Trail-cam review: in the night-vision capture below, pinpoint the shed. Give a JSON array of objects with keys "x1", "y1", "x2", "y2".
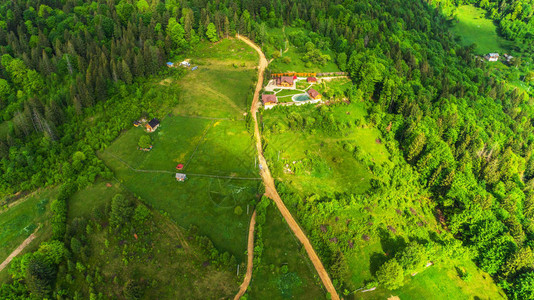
[
  {"x1": 146, "y1": 118, "x2": 160, "y2": 132},
  {"x1": 166, "y1": 62, "x2": 174, "y2": 67},
  {"x1": 176, "y1": 173, "x2": 187, "y2": 182},
  {"x1": 180, "y1": 61, "x2": 191, "y2": 67},
  {"x1": 191, "y1": 66, "x2": 198, "y2": 71},
  {"x1": 307, "y1": 77, "x2": 317, "y2": 83}
]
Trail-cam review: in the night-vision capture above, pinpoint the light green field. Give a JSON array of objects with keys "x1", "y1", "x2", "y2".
[
  {"x1": 357, "y1": 259, "x2": 505, "y2": 299},
  {"x1": 169, "y1": 38, "x2": 258, "y2": 119},
  {"x1": 451, "y1": 5, "x2": 513, "y2": 54},
  {"x1": 262, "y1": 102, "x2": 389, "y2": 195},
  {"x1": 0, "y1": 189, "x2": 56, "y2": 263},
  {"x1": 248, "y1": 204, "x2": 325, "y2": 299}
]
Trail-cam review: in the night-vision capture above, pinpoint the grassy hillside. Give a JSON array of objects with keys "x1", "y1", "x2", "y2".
[
  {"x1": 56, "y1": 181, "x2": 239, "y2": 299},
  {"x1": 100, "y1": 40, "x2": 261, "y2": 262},
  {"x1": 451, "y1": 5, "x2": 514, "y2": 54}
]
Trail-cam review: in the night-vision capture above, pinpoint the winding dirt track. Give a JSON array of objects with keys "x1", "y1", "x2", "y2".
[
  {"x1": 236, "y1": 35, "x2": 340, "y2": 300},
  {"x1": 234, "y1": 210, "x2": 256, "y2": 300}
]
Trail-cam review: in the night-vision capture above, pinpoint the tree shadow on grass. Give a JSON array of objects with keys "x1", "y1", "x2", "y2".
[
  {"x1": 369, "y1": 252, "x2": 389, "y2": 276},
  {"x1": 378, "y1": 227, "x2": 407, "y2": 257}
]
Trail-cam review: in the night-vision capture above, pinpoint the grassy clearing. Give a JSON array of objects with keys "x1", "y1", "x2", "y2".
[
  {"x1": 169, "y1": 39, "x2": 258, "y2": 119},
  {"x1": 64, "y1": 181, "x2": 239, "y2": 299},
  {"x1": 0, "y1": 189, "x2": 56, "y2": 264},
  {"x1": 357, "y1": 259, "x2": 505, "y2": 300},
  {"x1": 264, "y1": 27, "x2": 341, "y2": 73},
  {"x1": 262, "y1": 102, "x2": 388, "y2": 195},
  {"x1": 451, "y1": 5, "x2": 514, "y2": 54},
  {"x1": 248, "y1": 204, "x2": 325, "y2": 299}
]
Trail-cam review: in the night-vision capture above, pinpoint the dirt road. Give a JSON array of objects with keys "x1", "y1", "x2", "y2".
[
  {"x1": 236, "y1": 35, "x2": 340, "y2": 300},
  {"x1": 234, "y1": 210, "x2": 257, "y2": 299},
  {"x1": 0, "y1": 228, "x2": 38, "y2": 272}
]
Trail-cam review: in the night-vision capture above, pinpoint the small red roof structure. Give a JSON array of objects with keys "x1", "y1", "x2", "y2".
[
  {"x1": 261, "y1": 94, "x2": 278, "y2": 104},
  {"x1": 307, "y1": 77, "x2": 317, "y2": 83},
  {"x1": 176, "y1": 164, "x2": 184, "y2": 170},
  {"x1": 293, "y1": 75, "x2": 297, "y2": 79}
]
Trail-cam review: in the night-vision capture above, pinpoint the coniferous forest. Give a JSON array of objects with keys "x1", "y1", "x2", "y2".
[{"x1": 2, "y1": 0, "x2": 534, "y2": 299}]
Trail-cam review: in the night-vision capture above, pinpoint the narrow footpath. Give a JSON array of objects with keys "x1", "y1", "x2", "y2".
[
  {"x1": 234, "y1": 210, "x2": 257, "y2": 300},
  {"x1": 236, "y1": 35, "x2": 340, "y2": 300}
]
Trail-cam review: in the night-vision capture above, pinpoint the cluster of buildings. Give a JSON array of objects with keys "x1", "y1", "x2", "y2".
[
  {"x1": 484, "y1": 53, "x2": 514, "y2": 63},
  {"x1": 166, "y1": 60, "x2": 198, "y2": 71},
  {"x1": 133, "y1": 118, "x2": 160, "y2": 132},
  {"x1": 261, "y1": 76, "x2": 322, "y2": 108}
]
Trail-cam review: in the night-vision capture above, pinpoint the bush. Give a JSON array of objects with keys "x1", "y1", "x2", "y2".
[
  {"x1": 234, "y1": 206, "x2": 243, "y2": 215},
  {"x1": 138, "y1": 135, "x2": 151, "y2": 148}
]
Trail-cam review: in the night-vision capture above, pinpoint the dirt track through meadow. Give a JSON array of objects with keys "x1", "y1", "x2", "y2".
[
  {"x1": 235, "y1": 35, "x2": 340, "y2": 300},
  {"x1": 0, "y1": 228, "x2": 38, "y2": 272}
]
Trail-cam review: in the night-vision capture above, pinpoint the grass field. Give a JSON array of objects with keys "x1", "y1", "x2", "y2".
[
  {"x1": 248, "y1": 204, "x2": 325, "y2": 299},
  {"x1": 262, "y1": 102, "x2": 388, "y2": 195},
  {"x1": 65, "y1": 181, "x2": 239, "y2": 299},
  {"x1": 169, "y1": 39, "x2": 258, "y2": 119},
  {"x1": 0, "y1": 189, "x2": 56, "y2": 263},
  {"x1": 265, "y1": 27, "x2": 341, "y2": 73},
  {"x1": 451, "y1": 5, "x2": 514, "y2": 55},
  {"x1": 356, "y1": 259, "x2": 505, "y2": 299},
  {"x1": 100, "y1": 39, "x2": 261, "y2": 262}
]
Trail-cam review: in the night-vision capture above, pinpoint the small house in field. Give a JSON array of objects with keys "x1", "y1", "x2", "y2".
[
  {"x1": 276, "y1": 76, "x2": 294, "y2": 87},
  {"x1": 307, "y1": 77, "x2": 317, "y2": 83},
  {"x1": 307, "y1": 88, "x2": 321, "y2": 100},
  {"x1": 146, "y1": 118, "x2": 160, "y2": 132},
  {"x1": 262, "y1": 94, "x2": 278, "y2": 107},
  {"x1": 166, "y1": 62, "x2": 174, "y2": 67},
  {"x1": 485, "y1": 53, "x2": 499, "y2": 62},
  {"x1": 176, "y1": 173, "x2": 187, "y2": 182}
]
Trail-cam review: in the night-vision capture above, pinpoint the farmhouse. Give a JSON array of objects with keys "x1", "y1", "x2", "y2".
[
  {"x1": 307, "y1": 88, "x2": 322, "y2": 100},
  {"x1": 262, "y1": 94, "x2": 278, "y2": 107},
  {"x1": 307, "y1": 77, "x2": 317, "y2": 83},
  {"x1": 176, "y1": 173, "x2": 187, "y2": 182},
  {"x1": 146, "y1": 118, "x2": 160, "y2": 132},
  {"x1": 485, "y1": 53, "x2": 499, "y2": 62},
  {"x1": 276, "y1": 76, "x2": 294, "y2": 87}
]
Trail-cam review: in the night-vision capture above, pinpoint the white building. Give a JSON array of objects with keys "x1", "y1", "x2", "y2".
[{"x1": 485, "y1": 53, "x2": 499, "y2": 62}]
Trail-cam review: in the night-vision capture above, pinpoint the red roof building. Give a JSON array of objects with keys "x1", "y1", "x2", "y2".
[
  {"x1": 307, "y1": 88, "x2": 321, "y2": 100},
  {"x1": 262, "y1": 94, "x2": 278, "y2": 105},
  {"x1": 307, "y1": 77, "x2": 317, "y2": 83},
  {"x1": 276, "y1": 76, "x2": 294, "y2": 87}
]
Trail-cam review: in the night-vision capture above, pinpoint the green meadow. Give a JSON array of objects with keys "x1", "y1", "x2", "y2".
[
  {"x1": 0, "y1": 189, "x2": 56, "y2": 263},
  {"x1": 100, "y1": 39, "x2": 261, "y2": 261},
  {"x1": 451, "y1": 5, "x2": 514, "y2": 54}
]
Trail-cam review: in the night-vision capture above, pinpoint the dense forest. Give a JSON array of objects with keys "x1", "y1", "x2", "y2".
[{"x1": 2, "y1": 0, "x2": 534, "y2": 298}]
